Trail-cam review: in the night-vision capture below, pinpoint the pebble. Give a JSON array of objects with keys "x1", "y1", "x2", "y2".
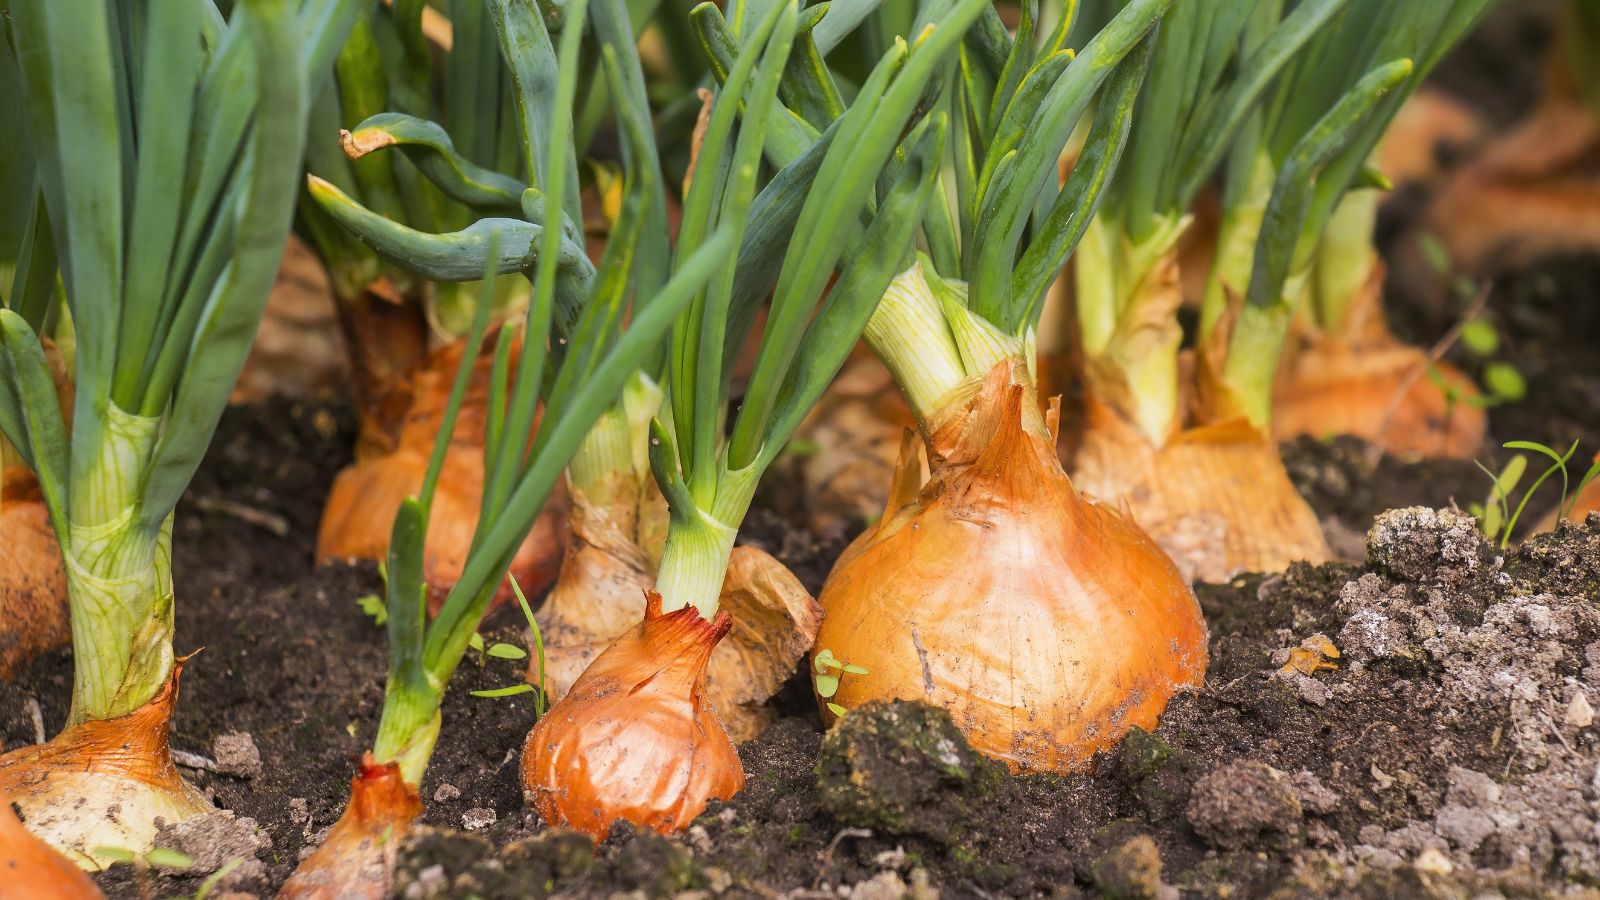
[{"x1": 461, "y1": 807, "x2": 497, "y2": 831}]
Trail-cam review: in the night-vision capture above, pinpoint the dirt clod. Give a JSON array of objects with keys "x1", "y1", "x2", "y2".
[
  {"x1": 1186, "y1": 760, "x2": 1304, "y2": 850},
  {"x1": 153, "y1": 809, "x2": 271, "y2": 875},
  {"x1": 212, "y1": 731, "x2": 263, "y2": 779},
  {"x1": 816, "y1": 700, "x2": 1007, "y2": 845},
  {"x1": 1091, "y1": 835, "x2": 1173, "y2": 900}
]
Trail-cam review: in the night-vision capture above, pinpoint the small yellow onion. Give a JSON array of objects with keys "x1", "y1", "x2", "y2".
[
  {"x1": 1, "y1": 467, "x2": 70, "y2": 681},
  {"x1": 318, "y1": 335, "x2": 566, "y2": 612},
  {"x1": 0, "y1": 667, "x2": 210, "y2": 869},
  {"x1": 815, "y1": 359, "x2": 1208, "y2": 773},
  {"x1": 1272, "y1": 260, "x2": 1486, "y2": 459},
  {"x1": 0, "y1": 789, "x2": 103, "y2": 899},
  {"x1": 278, "y1": 755, "x2": 423, "y2": 900},
  {"x1": 536, "y1": 473, "x2": 819, "y2": 742},
  {"x1": 522, "y1": 592, "x2": 743, "y2": 840}
]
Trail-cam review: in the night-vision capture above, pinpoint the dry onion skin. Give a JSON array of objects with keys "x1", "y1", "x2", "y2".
[
  {"x1": 277, "y1": 755, "x2": 423, "y2": 900},
  {"x1": 317, "y1": 337, "x2": 567, "y2": 612},
  {"x1": 522, "y1": 592, "x2": 743, "y2": 839},
  {"x1": 0, "y1": 667, "x2": 209, "y2": 869},
  {"x1": 0, "y1": 791, "x2": 103, "y2": 899},
  {"x1": 1272, "y1": 260, "x2": 1486, "y2": 459},
  {"x1": 815, "y1": 360, "x2": 1208, "y2": 773},
  {"x1": 0, "y1": 467, "x2": 70, "y2": 681}
]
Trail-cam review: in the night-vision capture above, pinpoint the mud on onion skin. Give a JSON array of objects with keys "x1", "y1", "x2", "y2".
[
  {"x1": 523, "y1": 592, "x2": 743, "y2": 840},
  {"x1": 815, "y1": 360, "x2": 1209, "y2": 773},
  {"x1": 0, "y1": 792, "x2": 102, "y2": 899}
]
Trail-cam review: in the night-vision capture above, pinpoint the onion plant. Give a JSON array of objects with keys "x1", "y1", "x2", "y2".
[
  {"x1": 520, "y1": 0, "x2": 976, "y2": 841},
  {"x1": 280, "y1": 0, "x2": 736, "y2": 892},
  {"x1": 1247, "y1": 0, "x2": 1501, "y2": 460},
  {"x1": 760, "y1": 0, "x2": 1220, "y2": 774},
  {"x1": 0, "y1": 0, "x2": 360, "y2": 867}
]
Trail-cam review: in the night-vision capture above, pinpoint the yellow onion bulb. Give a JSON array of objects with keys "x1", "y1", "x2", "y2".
[
  {"x1": 1272, "y1": 261, "x2": 1486, "y2": 459},
  {"x1": 1072, "y1": 398, "x2": 1332, "y2": 584},
  {"x1": 0, "y1": 667, "x2": 210, "y2": 869},
  {"x1": 0, "y1": 790, "x2": 103, "y2": 899},
  {"x1": 317, "y1": 337, "x2": 566, "y2": 612},
  {"x1": 522, "y1": 592, "x2": 743, "y2": 840},
  {"x1": 815, "y1": 360, "x2": 1208, "y2": 774},
  {"x1": 1, "y1": 467, "x2": 70, "y2": 681},
  {"x1": 278, "y1": 755, "x2": 423, "y2": 900}
]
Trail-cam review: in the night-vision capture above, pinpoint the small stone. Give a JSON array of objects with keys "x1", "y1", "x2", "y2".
[
  {"x1": 848, "y1": 871, "x2": 909, "y2": 900},
  {"x1": 432, "y1": 783, "x2": 462, "y2": 803},
  {"x1": 686, "y1": 824, "x2": 713, "y2": 853},
  {"x1": 1290, "y1": 771, "x2": 1340, "y2": 815},
  {"x1": 287, "y1": 798, "x2": 309, "y2": 825},
  {"x1": 461, "y1": 807, "x2": 497, "y2": 831},
  {"x1": 1091, "y1": 835, "x2": 1171, "y2": 900},
  {"x1": 1567, "y1": 691, "x2": 1595, "y2": 728},
  {"x1": 213, "y1": 732, "x2": 263, "y2": 780},
  {"x1": 1370, "y1": 763, "x2": 1395, "y2": 790},
  {"x1": 1413, "y1": 847, "x2": 1454, "y2": 876},
  {"x1": 703, "y1": 866, "x2": 733, "y2": 894}
]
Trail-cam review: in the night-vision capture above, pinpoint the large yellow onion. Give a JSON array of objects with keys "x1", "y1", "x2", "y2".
[
  {"x1": 522, "y1": 592, "x2": 743, "y2": 840},
  {"x1": 1273, "y1": 261, "x2": 1486, "y2": 459},
  {"x1": 278, "y1": 755, "x2": 423, "y2": 900},
  {"x1": 1, "y1": 467, "x2": 69, "y2": 681},
  {"x1": 0, "y1": 789, "x2": 102, "y2": 899},
  {"x1": 814, "y1": 360, "x2": 1208, "y2": 773},
  {"x1": 318, "y1": 336, "x2": 566, "y2": 612},
  {"x1": 0, "y1": 667, "x2": 210, "y2": 869}
]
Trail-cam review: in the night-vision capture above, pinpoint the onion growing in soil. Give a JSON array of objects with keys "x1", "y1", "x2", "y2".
[
  {"x1": 524, "y1": 0, "x2": 974, "y2": 838},
  {"x1": 0, "y1": 0, "x2": 347, "y2": 864}
]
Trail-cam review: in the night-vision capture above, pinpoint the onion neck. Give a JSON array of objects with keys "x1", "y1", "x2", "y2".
[
  {"x1": 1199, "y1": 147, "x2": 1275, "y2": 342},
  {"x1": 1309, "y1": 189, "x2": 1381, "y2": 336},
  {"x1": 653, "y1": 462, "x2": 757, "y2": 620},
  {"x1": 1206, "y1": 271, "x2": 1308, "y2": 430},
  {"x1": 371, "y1": 678, "x2": 443, "y2": 787},
  {"x1": 567, "y1": 371, "x2": 662, "y2": 503},
  {"x1": 64, "y1": 402, "x2": 175, "y2": 726}
]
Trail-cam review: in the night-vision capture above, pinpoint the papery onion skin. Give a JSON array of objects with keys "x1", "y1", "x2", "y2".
[
  {"x1": 522, "y1": 592, "x2": 743, "y2": 840},
  {"x1": 277, "y1": 755, "x2": 423, "y2": 900},
  {"x1": 815, "y1": 360, "x2": 1208, "y2": 774},
  {"x1": 0, "y1": 791, "x2": 103, "y2": 899},
  {"x1": 1073, "y1": 398, "x2": 1332, "y2": 584},
  {"x1": 317, "y1": 337, "x2": 566, "y2": 612},
  {"x1": 0, "y1": 667, "x2": 210, "y2": 869},
  {"x1": 1, "y1": 467, "x2": 70, "y2": 681},
  {"x1": 1272, "y1": 261, "x2": 1486, "y2": 460}
]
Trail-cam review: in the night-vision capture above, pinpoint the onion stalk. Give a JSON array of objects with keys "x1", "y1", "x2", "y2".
[
  {"x1": 281, "y1": 0, "x2": 738, "y2": 890},
  {"x1": 764, "y1": 0, "x2": 1218, "y2": 773},
  {"x1": 524, "y1": 0, "x2": 972, "y2": 840},
  {"x1": 0, "y1": 0, "x2": 358, "y2": 867},
  {"x1": 1229, "y1": 1, "x2": 1499, "y2": 461}
]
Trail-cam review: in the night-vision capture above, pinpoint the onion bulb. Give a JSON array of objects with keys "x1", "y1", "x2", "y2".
[
  {"x1": 522, "y1": 592, "x2": 743, "y2": 840},
  {"x1": 278, "y1": 755, "x2": 423, "y2": 900},
  {"x1": 814, "y1": 359, "x2": 1208, "y2": 773},
  {"x1": 0, "y1": 789, "x2": 102, "y2": 898},
  {"x1": 318, "y1": 335, "x2": 566, "y2": 612},
  {"x1": 1272, "y1": 261, "x2": 1486, "y2": 459},
  {"x1": 1, "y1": 467, "x2": 69, "y2": 681},
  {"x1": 0, "y1": 666, "x2": 210, "y2": 869},
  {"x1": 537, "y1": 478, "x2": 818, "y2": 742}
]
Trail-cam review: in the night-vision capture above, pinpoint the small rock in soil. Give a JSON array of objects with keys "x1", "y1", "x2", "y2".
[
  {"x1": 212, "y1": 731, "x2": 263, "y2": 780},
  {"x1": 1185, "y1": 760, "x2": 1303, "y2": 850},
  {"x1": 461, "y1": 807, "x2": 497, "y2": 831},
  {"x1": 433, "y1": 782, "x2": 462, "y2": 803},
  {"x1": 1091, "y1": 835, "x2": 1174, "y2": 900},
  {"x1": 816, "y1": 700, "x2": 1006, "y2": 845}
]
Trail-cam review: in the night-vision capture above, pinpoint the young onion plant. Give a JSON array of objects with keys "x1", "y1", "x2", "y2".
[
  {"x1": 1251, "y1": 0, "x2": 1500, "y2": 459},
  {"x1": 776, "y1": 0, "x2": 1218, "y2": 774},
  {"x1": 0, "y1": 0, "x2": 358, "y2": 868},
  {"x1": 1061, "y1": 0, "x2": 1371, "y2": 582},
  {"x1": 521, "y1": 0, "x2": 974, "y2": 840},
  {"x1": 280, "y1": 1, "x2": 735, "y2": 893},
  {"x1": 303, "y1": 0, "x2": 576, "y2": 611}
]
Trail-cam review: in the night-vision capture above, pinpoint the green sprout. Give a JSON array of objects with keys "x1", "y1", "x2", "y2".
[
  {"x1": 469, "y1": 575, "x2": 549, "y2": 721},
  {"x1": 813, "y1": 648, "x2": 869, "y2": 718},
  {"x1": 1474, "y1": 440, "x2": 1600, "y2": 547}
]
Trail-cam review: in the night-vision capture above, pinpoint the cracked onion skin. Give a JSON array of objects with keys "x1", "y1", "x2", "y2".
[
  {"x1": 1, "y1": 467, "x2": 70, "y2": 681},
  {"x1": 277, "y1": 755, "x2": 423, "y2": 900},
  {"x1": 815, "y1": 360, "x2": 1208, "y2": 773},
  {"x1": 0, "y1": 666, "x2": 210, "y2": 869},
  {"x1": 522, "y1": 592, "x2": 743, "y2": 840},
  {"x1": 0, "y1": 792, "x2": 102, "y2": 899},
  {"x1": 1273, "y1": 261, "x2": 1486, "y2": 460},
  {"x1": 317, "y1": 336, "x2": 566, "y2": 613}
]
